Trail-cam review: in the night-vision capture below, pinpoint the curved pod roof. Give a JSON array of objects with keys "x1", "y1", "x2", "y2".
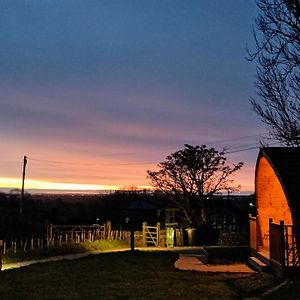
[{"x1": 255, "y1": 147, "x2": 300, "y2": 244}]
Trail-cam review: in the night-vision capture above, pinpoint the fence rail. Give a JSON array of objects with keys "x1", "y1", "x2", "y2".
[
  {"x1": 269, "y1": 219, "x2": 299, "y2": 268},
  {"x1": 249, "y1": 216, "x2": 300, "y2": 269},
  {"x1": 283, "y1": 224, "x2": 299, "y2": 267},
  {"x1": 2, "y1": 221, "x2": 131, "y2": 254}
]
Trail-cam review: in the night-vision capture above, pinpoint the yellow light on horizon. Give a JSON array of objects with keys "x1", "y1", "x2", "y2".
[{"x1": 0, "y1": 177, "x2": 118, "y2": 191}]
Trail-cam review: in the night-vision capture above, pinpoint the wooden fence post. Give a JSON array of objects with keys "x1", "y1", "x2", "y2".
[
  {"x1": 280, "y1": 220, "x2": 285, "y2": 267},
  {"x1": 45, "y1": 219, "x2": 50, "y2": 244},
  {"x1": 49, "y1": 223, "x2": 53, "y2": 242},
  {"x1": 142, "y1": 222, "x2": 147, "y2": 246},
  {"x1": 130, "y1": 227, "x2": 135, "y2": 251},
  {"x1": 0, "y1": 240, "x2": 3, "y2": 271},
  {"x1": 269, "y1": 218, "x2": 273, "y2": 258},
  {"x1": 156, "y1": 222, "x2": 160, "y2": 247},
  {"x1": 106, "y1": 221, "x2": 111, "y2": 240}
]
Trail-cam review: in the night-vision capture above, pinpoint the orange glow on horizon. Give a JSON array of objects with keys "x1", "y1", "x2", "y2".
[
  {"x1": 0, "y1": 174, "x2": 253, "y2": 193},
  {"x1": 0, "y1": 154, "x2": 255, "y2": 193},
  {"x1": 0, "y1": 168, "x2": 254, "y2": 193},
  {"x1": 0, "y1": 177, "x2": 131, "y2": 191}
]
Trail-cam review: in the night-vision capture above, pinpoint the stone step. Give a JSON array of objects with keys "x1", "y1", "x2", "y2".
[
  {"x1": 249, "y1": 256, "x2": 270, "y2": 272},
  {"x1": 255, "y1": 249, "x2": 271, "y2": 265},
  {"x1": 179, "y1": 253, "x2": 209, "y2": 264}
]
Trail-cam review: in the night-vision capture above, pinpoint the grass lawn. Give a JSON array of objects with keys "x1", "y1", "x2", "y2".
[
  {"x1": 263, "y1": 280, "x2": 300, "y2": 299},
  {"x1": 3, "y1": 240, "x2": 129, "y2": 263},
  {"x1": 0, "y1": 250, "x2": 278, "y2": 300}
]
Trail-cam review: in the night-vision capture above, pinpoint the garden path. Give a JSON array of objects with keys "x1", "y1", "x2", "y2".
[{"x1": 174, "y1": 254, "x2": 255, "y2": 273}]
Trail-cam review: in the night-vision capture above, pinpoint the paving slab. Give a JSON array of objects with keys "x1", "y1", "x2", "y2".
[{"x1": 175, "y1": 254, "x2": 256, "y2": 273}]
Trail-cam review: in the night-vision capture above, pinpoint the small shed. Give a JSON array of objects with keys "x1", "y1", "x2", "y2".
[{"x1": 250, "y1": 147, "x2": 300, "y2": 274}]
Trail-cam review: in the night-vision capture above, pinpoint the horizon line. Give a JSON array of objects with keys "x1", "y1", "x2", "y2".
[{"x1": 0, "y1": 187, "x2": 254, "y2": 196}]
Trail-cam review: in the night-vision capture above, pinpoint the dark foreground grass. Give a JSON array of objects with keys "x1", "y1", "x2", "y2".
[
  {"x1": 0, "y1": 251, "x2": 277, "y2": 300},
  {"x1": 263, "y1": 280, "x2": 300, "y2": 299}
]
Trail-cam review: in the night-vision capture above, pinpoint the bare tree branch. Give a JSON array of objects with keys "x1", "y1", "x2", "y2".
[{"x1": 248, "y1": 0, "x2": 300, "y2": 146}]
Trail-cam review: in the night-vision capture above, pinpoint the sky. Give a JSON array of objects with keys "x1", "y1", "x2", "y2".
[{"x1": 0, "y1": 0, "x2": 266, "y2": 192}]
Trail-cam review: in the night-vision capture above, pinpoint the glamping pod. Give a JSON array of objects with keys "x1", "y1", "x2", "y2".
[{"x1": 250, "y1": 147, "x2": 300, "y2": 272}]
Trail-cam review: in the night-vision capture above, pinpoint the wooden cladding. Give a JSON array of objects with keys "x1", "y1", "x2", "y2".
[{"x1": 256, "y1": 156, "x2": 293, "y2": 248}]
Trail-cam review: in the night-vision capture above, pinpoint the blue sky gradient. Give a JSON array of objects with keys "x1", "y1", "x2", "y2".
[{"x1": 0, "y1": 1, "x2": 265, "y2": 191}]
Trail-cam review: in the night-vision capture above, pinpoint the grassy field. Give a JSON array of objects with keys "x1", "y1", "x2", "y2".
[
  {"x1": 3, "y1": 240, "x2": 130, "y2": 263},
  {"x1": 0, "y1": 250, "x2": 278, "y2": 300}
]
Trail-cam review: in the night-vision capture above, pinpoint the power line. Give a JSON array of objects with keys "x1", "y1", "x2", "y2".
[
  {"x1": 225, "y1": 145, "x2": 261, "y2": 154},
  {"x1": 28, "y1": 156, "x2": 156, "y2": 167},
  {"x1": 27, "y1": 136, "x2": 279, "y2": 168},
  {"x1": 225, "y1": 141, "x2": 280, "y2": 154},
  {"x1": 208, "y1": 133, "x2": 266, "y2": 145}
]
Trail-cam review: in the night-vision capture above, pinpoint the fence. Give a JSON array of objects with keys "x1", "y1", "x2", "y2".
[
  {"x1": 142, "y1": 222, "x2": 160, "y2": 246},
  {"x1": 283, "y1": 224, "x2": 299, "y2": 267},
  {"x1": 269, "y1": 220, "x2": 285, "y2": 265},
  {"x1": 45, "y1": 221, "x2": 131, "y2": 247},
  {"x1": 1, "y1": 221, "x2": 131, "y2": 254},
  {"x1": 1, "y1": 237, "x2": 45, "y2": 254},
  {"x1": 1, "y1": 220, "x2": 189, "y2": 254},
  {"x1": 249, "y1": 214, "x2": 259, "y2": 251},
  {"x1": 250, "y1": 216, "x2": 300, "y2": 270},
  {"x1": 269, "y1": 219, "x2": 300, "y2": 268}
]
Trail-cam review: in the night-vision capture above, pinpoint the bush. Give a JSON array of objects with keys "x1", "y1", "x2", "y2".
[
  {"x1": 195, "y1": 225, "x2": 219, "y2": 245},
  {"x1": 203, "y1": 246, "x2": 250, "y2": 264},
  {"x1": 217, "y1": 232, "x2": 249, "y2": 246}
]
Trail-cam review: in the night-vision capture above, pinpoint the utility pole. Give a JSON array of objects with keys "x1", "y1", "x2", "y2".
[{"x1": 20, "y1": 155, "x2": 27, "y2": 216}]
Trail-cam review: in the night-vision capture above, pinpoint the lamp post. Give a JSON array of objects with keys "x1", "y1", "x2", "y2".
[{"x1": 125, "y1": 217, "x2": 135, "y2": 252}]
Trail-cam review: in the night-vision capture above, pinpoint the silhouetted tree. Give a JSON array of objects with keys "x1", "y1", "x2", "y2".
[
  {"x1": 248, "y1": 0, "x2": 300, "y2": 146},
  {"x1": 147, "y1": 144, "x2": 243, "y2": 226}
]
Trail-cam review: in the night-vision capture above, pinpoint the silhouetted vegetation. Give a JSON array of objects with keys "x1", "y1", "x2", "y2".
[
  {"x1": 147, "y1": 144, "x2": 243, "y2": 227},
  {"x1": 0, "y1": 190, "x2": 161, "y2": 240},
  {"x1": 248, "y1": 0, "x2": 300, "y2": 145},
  {"x1": 0, "y1": 188, "x2": 252, "y2": 248}
]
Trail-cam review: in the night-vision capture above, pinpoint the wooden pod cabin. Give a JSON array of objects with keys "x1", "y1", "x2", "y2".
[{"x1": 251, "y1": 147, "x2": 300, "y2": 272}]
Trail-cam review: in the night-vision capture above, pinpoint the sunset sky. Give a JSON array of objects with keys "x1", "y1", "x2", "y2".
[{"x1": 0, "y1": 1, "x2": 267, "y2": 192}]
